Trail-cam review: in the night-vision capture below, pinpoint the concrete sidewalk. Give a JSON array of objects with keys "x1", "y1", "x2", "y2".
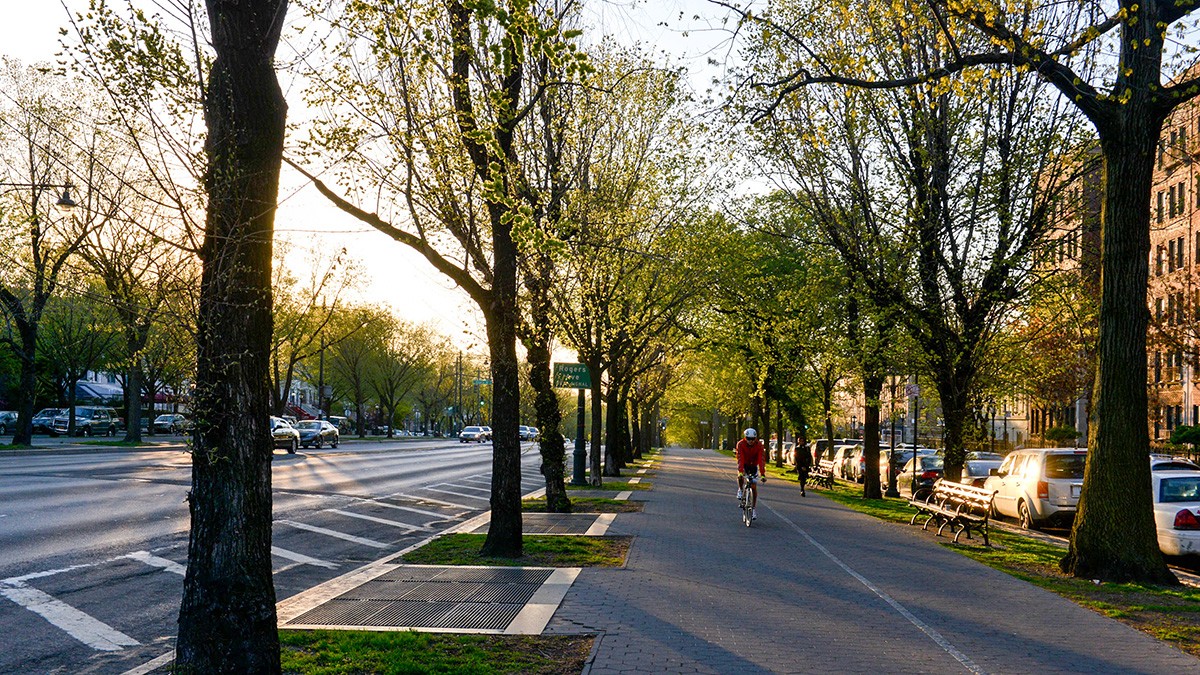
[{"x1": 546, "y1": 447, "x2": 1200, "y2": 674}]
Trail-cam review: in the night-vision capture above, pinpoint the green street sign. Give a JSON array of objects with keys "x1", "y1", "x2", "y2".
[
  {"x1": 553, "y1": 362, "x2": 591, "y2": 389},
  {"x1": 473, "y1": 378, "x2": 492, "y2": 385}
]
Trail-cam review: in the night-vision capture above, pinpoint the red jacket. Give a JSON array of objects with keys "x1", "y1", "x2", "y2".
[{"x1": 735, "y1": 438, "x2": 766, "y2": 475}]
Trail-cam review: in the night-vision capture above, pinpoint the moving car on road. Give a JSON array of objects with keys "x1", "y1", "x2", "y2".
[
  {"x1": 460, "y1": 426, "x2": 487, "y2": 442},
  {"x1": 296, "y1": 420, "x2": 340, "y2": 449}
]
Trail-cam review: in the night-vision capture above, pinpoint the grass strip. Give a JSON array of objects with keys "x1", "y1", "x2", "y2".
[
  {"x1": 403, "y1": 533, "x2": 630, "y2": 567},
  {"x1": 279, "y1": 630, "x2": 592, "y2": 675},
  {"x1": 793, "y1": 473, "x2": 1200, "y2": 657},
  {"x1": 80, "y1": 440, "x2": 173, "y2": 447},
  {"x1": 523, "y1": 496, "x2": 643, "y2": 513}
]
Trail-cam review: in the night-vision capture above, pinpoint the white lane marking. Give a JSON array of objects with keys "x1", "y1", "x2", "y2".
[
  {"x1": 277, "y1": 520, "x2": 389, "y2": 549},
  {"x1": 388, "y1": 492, "x2": 475, "y2": 510},
  {"x1": 125, "y1": 552, "x2": 186, "y2": 576},
  {"x1": 272, "y1": 546, "x2": 338, "y2": 569},
  {"x1": 431, "y1": 482, "x2": 490, "y2": 495},
  {"x1": 121, "y1": 651, "x2": 173, "y2": 675},
  {"x1": 585, "y1": 513, "x2": 616, "y2": 536},
  {"x1": 459, "y1": 476, "x2": 493, "y2": 486},
  {"x1": 614, "y1": 491, "x2": 632, "y2": 501},
  {"x1": 0, "y1": 580, "x2": 140, "y2": 651},
  {"x1": 424, "y1": 487, "x2": 490, "y2": 501},
  {"x1": 329, "y1": 509, "x2": 429, "y2": 532},
  {"x1": 5, "y1": 563, "x2": 97, "y2": 584},
  {"x1": 362, "y1": 501, "x2": 462, "y2": 520},
  {"x1": 766, "y1": 504, "x2": 986, "y2": 674}
]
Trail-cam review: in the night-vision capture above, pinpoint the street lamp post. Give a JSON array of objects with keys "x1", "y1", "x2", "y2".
[
  {"x1": 886, "y1": 375, "x2": 900, "y2": 498},
  {"x1": 851, "y1": 415, "x2": 857, "y2": 439},
  {"x1": 0, "y1": 181, "x2": 77, "y2": 209}
]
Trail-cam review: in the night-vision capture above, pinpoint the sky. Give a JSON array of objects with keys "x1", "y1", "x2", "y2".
[{"x1": 0, "y1": 0, "x2": 730, "y2": 355}]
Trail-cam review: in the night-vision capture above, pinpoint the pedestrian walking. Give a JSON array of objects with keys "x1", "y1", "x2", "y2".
[{"x1": 795, "y1": 438, "x2": 812, "y2": 496}]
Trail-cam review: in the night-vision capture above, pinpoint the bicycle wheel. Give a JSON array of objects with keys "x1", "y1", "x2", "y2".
[{"x1": 742, "y1": 497, "x2": 752, "y2": 527}]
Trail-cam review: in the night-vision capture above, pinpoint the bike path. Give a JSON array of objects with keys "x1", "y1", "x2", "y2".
[{"x1": 546, "y1": 446, "x2": 1199, "y2": 674}]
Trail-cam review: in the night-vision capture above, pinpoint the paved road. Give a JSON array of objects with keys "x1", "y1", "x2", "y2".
[
  {"x1": 547, "y1": 447, "x2": 1200, "y2": 674},
  {"x1": 0, "y1": 439, "x2": 542, "y2": 674}
]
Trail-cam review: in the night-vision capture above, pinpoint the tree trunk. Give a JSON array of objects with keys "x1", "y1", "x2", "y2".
[
  {"x1": 630, "y1": 400, "x2": 643, "y2": 460},
  {"x1": 774, "y1": 401, "x2": 783, "y2": 467},
  {"x1": 522, "y1": 332, "x2": 570, "y2": 513},
  {"x1": 12, "y1": 323, "x2": 37, "y2": 446},
  {"x1": 176, "y1": 1, "x2": 288, "y2": 671},
  {"x1": 1062, "y1": 113, "x2": 1175, "y2": 584},
  {"x1": 934, "y1": 364, "x2": 972, "y2": 483},
  {"x1": 124, "y1": 362, "x2": 143, "y2": 443},
  {"x1": 480, "y1": 199, "x2": 523, "y2": 557},
  {"x1": 588, "y1": 363, "x2": 603, "y2": 485},
  {"x1": 862, "y1": 373, "x2": 884, "y2": 499},
  {"x1": 67, "y1": 375, "x2": 79, "y2": 436},
  {"x1": 603, "y1": 379, "x2": 621, "y2": 477}
]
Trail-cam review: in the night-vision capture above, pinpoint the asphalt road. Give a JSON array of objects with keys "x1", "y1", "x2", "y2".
[{"x1": 0, "y1": 438, "x2": 545, "y2": 674}]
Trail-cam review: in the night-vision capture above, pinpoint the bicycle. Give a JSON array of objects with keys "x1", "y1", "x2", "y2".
[{"x1": 739, "y1": 473, "x2": 762, "y2": 527}]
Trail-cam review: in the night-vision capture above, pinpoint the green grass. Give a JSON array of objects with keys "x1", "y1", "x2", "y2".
[
  {"x1": 403, "y1": 533, "x2": 630, "y2": 567},
  {"x1": 522, "y1": 496, "x2": 643, "y2": 513},
  {"x1": 566, "y1": 480, "x2": 648, "y2": 491},
  {"x1": 279, "y1": 630, "x2": 592, "y2": 675}
]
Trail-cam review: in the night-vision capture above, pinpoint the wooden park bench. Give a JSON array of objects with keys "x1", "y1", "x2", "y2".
[
  {"x1": 809, "y1": 459, "x2": 835, "y2": 489},
  {"x1": 908, "y1": 479, "x2": 995, "y2": 546}
]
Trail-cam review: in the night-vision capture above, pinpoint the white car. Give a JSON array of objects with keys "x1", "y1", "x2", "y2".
[
  {"x1": 459, "y1": 426, "x2": 487, "y2": 442},
  {"x1": 1152, "y1": 468, "x2": 1200, "y2": 556},
  {"x1": 985, "y1": 448, "x2": 1086, "y2": 530}
]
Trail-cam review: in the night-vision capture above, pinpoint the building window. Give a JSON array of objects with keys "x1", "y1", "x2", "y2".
[
  {"x1": 1170, "y1": 239, "x2": 1177, "y2": 272},
  {"x1": 1156, "y1": 351, "x2": 1162, "y2": 383},
  {"x1": 1179, "y1": 236, "x2": 1186, "y2": 269},
  {"x1": 1158, "y1": 190, "x2": 1165, "y2": 223},
  {"x1": 1178, "y1": 292, "x2": 1187, "y2": 324},
  {"x1": 1157, "y1": 245, "x2": 1164, "y2": 275},
  {"x1": 1156, "y1": 297, "x2": 1164, "y2": 322}
]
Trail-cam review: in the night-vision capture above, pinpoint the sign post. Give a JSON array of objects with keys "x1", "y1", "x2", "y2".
[{"x1": 554, "y1": 363, "x2": 592, "y2": 485}]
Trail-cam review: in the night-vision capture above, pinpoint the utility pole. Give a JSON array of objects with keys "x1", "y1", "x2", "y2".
[{"x1": 456, "y1": 351, "x2": 462, "y2": 433}]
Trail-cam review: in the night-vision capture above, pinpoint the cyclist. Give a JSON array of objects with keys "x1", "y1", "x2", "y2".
[{"x1": 735, "y1": 427, "x2": 767, "y2": 520}]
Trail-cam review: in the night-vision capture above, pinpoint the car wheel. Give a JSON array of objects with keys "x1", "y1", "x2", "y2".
[
  {"x1": 315, "y1": 439, "x2": 322, "y2": 449},
  {"x1": 288, "y1": 439, "x2": 297, "y2": 454},
  {"x1": 1018, "y1": 500, "x2": 1038, "y2": 530},
  {"x1": 0, "y1": 424, "x2": 6, "y2": 435},
  {"x1": 84, "y1": 427, "x2": 92, "y2": 437},
  {"x1": 332, "y1": 438, "x2": 338, "y2": 448}
]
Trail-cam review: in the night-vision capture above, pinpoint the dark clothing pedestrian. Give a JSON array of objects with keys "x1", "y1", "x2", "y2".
[{"x1": 795, "y1": 441, "x2": 812, "y2": 495}]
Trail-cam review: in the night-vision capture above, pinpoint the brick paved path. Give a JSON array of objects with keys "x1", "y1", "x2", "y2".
[{"x1": 545, "y1": 447, "x2": 1200, "y2": 674}]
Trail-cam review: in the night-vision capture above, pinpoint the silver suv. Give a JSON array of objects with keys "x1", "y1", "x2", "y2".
[
  {"x1": 51, "y1": 406, "x2": 119, "y2": 437},
  {"x1": 985, "y1": 448, "x2": 1086, "y2": 529}
]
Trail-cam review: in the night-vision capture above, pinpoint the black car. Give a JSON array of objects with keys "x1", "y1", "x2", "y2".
[
  {"x1": 897, "y1": 454, "x2": 945, "y2": 499},
  {"x1": 295, "y1": 420, "x2": 340, "y2": 449}
]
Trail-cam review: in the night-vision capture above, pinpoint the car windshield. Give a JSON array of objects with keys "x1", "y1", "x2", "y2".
[
  {"x1": 1045, "y1": 454, "x2": 1086, "y2": 479},
  {"x1": 296, "y1": 421, "x2": 320, "y2": 430},
  {"x1": 1159, "y1": 476, "x2": 1200, "y2": 503},
  {"x1": 465, "y1": 427, "x2": 480, "y2": 432}
]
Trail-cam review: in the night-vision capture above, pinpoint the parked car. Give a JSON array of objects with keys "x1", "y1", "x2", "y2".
[
  {"x1": 460, "y1": 426, "x2": 487, "y2": 442},
  {"x1": 152, "y1": 413, "x2": 189, "y2": 434},
  {"x1": 519, "y1": 425, "x2": 536, "y2": 440},
  {"x1": 295, "y1": 419, "x2": 340, "y2": 449},
  {"x1": 1151, "y1": 467, "x2": 1200, "y2": 556},
  {"x1": 896, "y1": 454, "x2": 945, "y2": 498},
  {"x1": 271, "y1": 416, "x2": 300, "y2": 453},
  {"x1": 809, "y1": 438, "x2": 857, "y2": 464},
  {"x1": 879, "y1": 445, "x2": 935, "y2": 486},
  {"x1": 51, "y1": 406, "x2": 119, "y2": 437},
  {"x1": 781, "y1": 441, "x2": 796, "y2": 466},
  {"x1": 833, "y1": 444, "x2": 862, "y2": 480},
  {"x1": 1150, "y1": 454, "x2": 1200, "y2": 471},
  {"x1": 0, "y1": 410, "x2": 16, "y2": 434},
  {"x1": 961, "y1": 451, "x2": 1005, "y2": 487},
  {"x1": 32, "y1": 408, "x2": 62, "y2": 434},
  {"x1": 481, "y1": 426, "x2": 493, "y2": 441},
  {"x1": 985, "y1": 448, "x2": 1086, "y2": 530}
]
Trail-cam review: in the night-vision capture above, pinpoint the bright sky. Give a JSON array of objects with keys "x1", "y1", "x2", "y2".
[{"x1": 0, "y1": 0, "x2": 729, "y2": 356}]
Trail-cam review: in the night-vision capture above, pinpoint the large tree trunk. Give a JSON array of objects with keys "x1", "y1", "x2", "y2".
[
  {"x1": 862, "y1": 373, "x2": 884, "y2": 499},
  {"x1": 480, "y1": 200, "x2": 523, "y2": 557},
  {"x1": 630, "y1": 400, "x2": 643, "y2": 460},
  {"x1": 1062, "y1": 113, "x2": 1175, "y2": 584},
  {"x1": 934, "y1": 363, "x2": 973, "y2": 483},
  {"x1": 176, "y1": 1, "x2": 288, "y2": 671}
]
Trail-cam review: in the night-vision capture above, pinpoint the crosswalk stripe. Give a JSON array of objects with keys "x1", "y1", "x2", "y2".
[
  {"x1": 271, "y1": 546, "x2": 338, "y2": 569},
  {"x1": 432, "y1": 482, "x2": 490, "y2": 494},
  {"x1": 277, "y1": 520, "x2": 388, "y2": 549},
  {"x1": 460, "y1": 476, "x2": 492, "y2": 486},
  {"x1": 363, "y1": 500, "x2": 461, "y2": 520},
  {"x1": 424, "y1": 487, "x2": 490, "y2": 501},
  {"x1": 328, "y1": 509, "x2": 429, "y2": 532},
  {"x1": 387, "y1": 493, "x2": 475, "y2": 510},
  {"x1": 125, "y1": 552, "x2": 186, "y2": 576},
  {"x1": 0, "y1": 581, "x2": 140, "y2": 651}
]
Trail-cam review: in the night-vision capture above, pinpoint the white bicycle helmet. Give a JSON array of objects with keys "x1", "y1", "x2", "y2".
[{"x1": 744, "y1": 428, "x2": 757, "y2": 439}]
